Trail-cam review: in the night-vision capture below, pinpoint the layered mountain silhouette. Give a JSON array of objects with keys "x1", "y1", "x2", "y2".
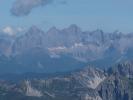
[{"x1": 0, "y1": 25, "x2": 133, "y2": 73}]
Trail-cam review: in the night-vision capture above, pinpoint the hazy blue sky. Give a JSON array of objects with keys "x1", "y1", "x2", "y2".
[{"x1": 0, "y1": 0, "x2": 133, "y2": 32}]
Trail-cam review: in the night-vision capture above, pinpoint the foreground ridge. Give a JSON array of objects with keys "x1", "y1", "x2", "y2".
[{"x1": 0, "y1": 61, "x2": 133, "y2": 100}]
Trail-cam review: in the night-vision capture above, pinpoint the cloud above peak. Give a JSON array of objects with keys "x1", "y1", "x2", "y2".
[
  {"x1": 2, "y1": 26, "x2": 16, "y2": 36},
  {"x1": 2, "y1": 26, "x2": 24, "y2": 36},
  {"x1": 11, "y1": 0, "x2": 53, "y2": 16}
]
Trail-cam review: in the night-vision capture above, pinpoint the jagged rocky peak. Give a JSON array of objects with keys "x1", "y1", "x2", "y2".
[
  {"x1": 110, "y1": 30, "x2": 124, "y2": 40},
  {"x1": 108, "y1": 61, "x2": 133, "y2": 77},
  {"x1": 97, "y1": 61, "x2": 133, "y2": 100},
  {"x1": 90, "y1": 29, "x2": 105, "y2": 43},
  {"x1": 26, "y1": 25, "x2": 44, "y2": 36},
  {"x1": 47, "y1": 26, "x2": 60, "y2": 34},
  {"x1": 90, "y1": 29, "x2": 104, "y2": 36},
  {"x1": 12, "y1": 26, "x2": 46, "y2": 54},
  {"x1": 78, "y1": 66, "x2": 105, "y2": 77},
  {"x1": 92, "y1": 29, "x2": 103, "y2": 33},
  {"x1": 64, "y1": 24, "x2": 82, "y2": 34},
  {"x1": 73, "y1": 66, "x2": 106, "y2": 89}
]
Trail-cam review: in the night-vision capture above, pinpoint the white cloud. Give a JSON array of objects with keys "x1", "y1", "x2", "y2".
[
  {"x1": 2, "y1": 26, "x2": 16, "y2": 36},
  {"x1": 11, "y1": 0, "x2": 53, "y2": 16},
  {"x1": 11, "y1": 0, "x2": 67, "y2": 16},
  {"x1": 2, "y1": 26, "x2": 24, "y2": 36}
]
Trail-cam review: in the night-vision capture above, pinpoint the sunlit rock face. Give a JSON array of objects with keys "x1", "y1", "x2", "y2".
[
  {"x1": 24, "y1": 80, "x2": 43, "y2": 97},
  {"x1": 73, "y1": 67, "x2": 106, "y2": 89}
]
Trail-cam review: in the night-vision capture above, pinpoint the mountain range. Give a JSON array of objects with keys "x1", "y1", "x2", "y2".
[{"x1": 0, "y1": 25, "x2": 133, "y2": 73}]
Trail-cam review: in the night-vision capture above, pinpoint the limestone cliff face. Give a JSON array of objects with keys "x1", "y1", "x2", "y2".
[{"x1": 97, "y1": 61, "x2": 133, "y2": 100}]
